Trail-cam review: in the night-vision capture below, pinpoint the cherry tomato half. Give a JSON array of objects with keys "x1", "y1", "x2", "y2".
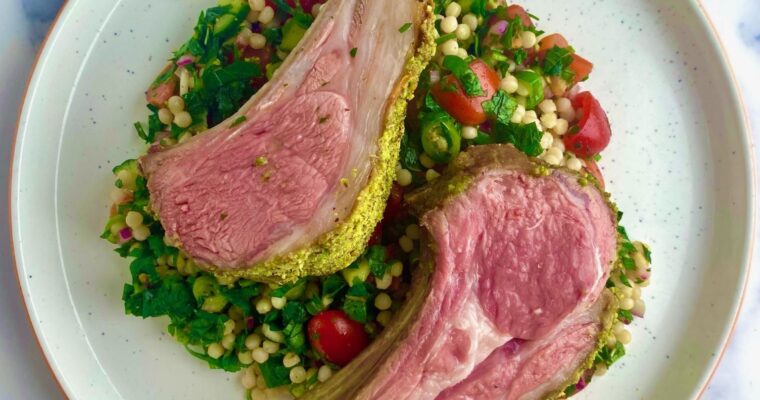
[
  {"x1": 430, "y1": 60, "x2": 500, "y2": 126},
  {"x1": 506, "y1": 5, "x2": 534, "y2": 27},
  {"x1": 307, "y1": 310, "x2": 369, "y2": 366},
  {"x1": 538, "y1": 33, "x2": 569, "y2": 53},
  {"x1": 563, "y1": 92, "x2": 612, "y2": 158},
  {"x1": 568, "y1": 54, "x2": 593, "y2": 84},
  {"x1": 383, "y1": 183, "x2": 405, "y2": 221},
  {"x1": 146, "y1": 78, "x2": 177, "y2": 107}
]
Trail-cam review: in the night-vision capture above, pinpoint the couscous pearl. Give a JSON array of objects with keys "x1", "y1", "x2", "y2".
[
  {"x1": 445, "y1": 2, "x2": 462, "y2": 17},
  {"x1": 456, "y1": 48, "x2": 468, "y2": 59},
  {"x1": 252, "y1": 348, "x2": 269, "y2": 364},
  {"x1": 224, "y1": 319, "x2": 236, "y2": 335},
  {"x1": 520, "y1": 31, "x2": 537, "y2": 48},
  {"x1": 125, "y1": 211, "x2": 144, "y2": 229},
  {"x1": 258, "y1": 6, "x2": 275, "y2": 24},
  {"x1": 396, "y1": 168, "x2": 413, "y2": 186},
  {"x1": 374, "y1": 293, "x2": 392, "y2": 311},
  {"x1": 377, "y1": 310, "x2": 393, "y2": 326},
  {"x1": 158, "y1": 108, "x2": 174, "y2": 125},
  {"x1": 238, "y1": 350, "x2": 254, "y2": 365},
  {"x1": 440, "y1": 39, "x2": 459, "y2": 56},
  {"x1": 425, "y1": 169, "x2": 441, "y2": 182},
  {"x1": 420, "y1": 153, "x2": 436, "y2": 168},
  {"x1": 552, "y1": 138, "x2": 565, "y2": 152},
  {"x1": 594, "y1": 364, "x2": 608, "y2": 376},
  {"x1": 507, "y1": 60, "x2": 517, "y2": 73},
  {"x1": 500, "y1": 75, "x2": 519, "y2": 94},
  {"x1": 606, "y1": 335, "x2": 617, "y2": 347},
  {"x1": 540, "y1": 112, "x2": 558, "y2": 130},
  {"x1": 540, "y1": 132, "x2": 554, "y2": 149},
  {"x1": 174, "y1": 111, "x2": 192, "y2": 128},
  {"x1": 283, "y1": 352, "x2": 300, "y2": 368},
  {"x1": 633, "y1": 299, "x2": 646, "y2": 316},
  {"x1": 405, "y1": 224, "x2": 421, "y2": 240},
  {"x1": 543, "y1": 154, "x2": 561, "y2": 166},
  {"x1": 249, "y1": 33, "x2": 267, "y2": 50},
  {"x1": 462, "y1": 13, "x2": 478, "y2": 31},
  {"x1": 376, "y1": 273, "x2": 393, "y2": 290},
  {"x1": 255, "y1": 375, "x2": 267, "y2": 390},
  {"x1": 545, "y1": 147, "x2": 563, "y2": 160},
  {"x1": 207, "y1": 343, "x2": 225, "y2": 359},
  {"x1": 510, "y1": 104, "x2": 526, "y2": 122},
  {"x1": 271, "y1": 296, "x2": 287, "y2": 310},
  {"x1": 177, "y1": 131, "x2": 193, "y2": 144},
  {"x1": 167, "y1": 96, "x2": 185, "y2": 114},
  {"x1": 549, "y1": 77, "x2": 568, "y2": 97},
  {"x1": 249, "y1": 0, "x2": 265, "y2": 12},
  {"x1": 620, "y1": 298, "x2": 635, "y2": 311},
  {"x1": 290, "y1": 366, "x2": 307, "y2": 384},
  {"x1": 559, "y1": 108, "x2": 576, "y2": 123},
  {"x1": 552, "y1": 118, "x2": 569, "y2": 136},
  {"x1": 613, "y1": 321, "x2": 625, "y2": 334},
  {"x1": 455, "y1": 24, "x2": 471, "y2": 41},
  {"x1": 318, "y1": 365, "x2": 333, "y2": 382},
  {"x1": 222, "y1": 333, "x2": 236, "y2": 350},
  {"x1": 255, "y1": 297, "x2": 272, "y2": 314},
  {"x1": 242, "y1": 367, "x2": 257, "y2": 389},
  {"x1": 522, "y1": 110, "x2": 538, "y2": 124},
  {"x1": 441, "y1": 16, "x2": 458, "y2": 34},
  {"x1": 263, "y1": 325, "x2": 285, "y2": 344},
  {"x1": 245, "y1": 333, "x2": 262, "y2": 350},
  {"x1": 516, "y1": 81, "x2": 530, "y2": 97},
  {"x1": 250, "y1": 389, "x2": 267, "y2": 400},
  {"x1": 311, "y1": 3, "x2": 322, "y2": 16},
  {"x1": 262, "y1": 339, "x2": 280, "y2": 353},
  {"x1": 555, "y1": 97, "x2": 572, "y2": 113},
  {"x1": 132, "y1": 225, "x2": 151, "y2": 242},
  {"x1": 619, "y1": 285, "x2": 634, "y2": 297},
  {"x1": 566, "y1": 157, "x2": 583, "y2": 171},
  {"x1": 462, "y1": 125, "x2": 478, "y2": 140},
  {"x1": 399, "y1": 235, "x2": 414, "y2": 253},
  {"x1": 390, "y1": 261, "x2": 403, "y2": 277},
  {"x1": 616, "y1": 329, "x2": 632, "y2": 345},
  {"x1": 538, "y1": 99, "x2": 557, "y2": 114},
  {"x1": 632, "y1": 285, "x2": 642, "y2": 300}
]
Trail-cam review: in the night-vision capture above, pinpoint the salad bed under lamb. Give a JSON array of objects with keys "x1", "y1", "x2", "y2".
[{"x1": 101, "y1": 0, "x2": 652, "y2": 398}]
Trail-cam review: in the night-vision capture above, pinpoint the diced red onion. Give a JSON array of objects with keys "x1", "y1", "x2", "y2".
[
  {"x1": 575, "y1": 377, "x2": 587, "y2": 391},
  {"x1": 632, "y1": 307, "x2": 645, "y2": 318},
  {"x1": 429, "y1": 70, "x2": 441, "y2": 84},
  {"x1": 246, "y1": 316, "x2": 256, "y2": 331},
  {"x1": 489, "y1": 20, "x2": 508, "y2": 35},
  {"x1": 176, "y1": 54, "x2": 196, "y2": 67},
  {"x1": 119, "y1": 227, "x2": 133, "y2": 242}
]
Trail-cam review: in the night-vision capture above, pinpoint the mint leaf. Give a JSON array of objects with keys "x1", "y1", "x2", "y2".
[
  {"x1": 543, "y1": 46, "x2": 573, "y2": 77},
  {"x1": 481, "y1": 90, "x2": 517, "y2": 125},
  {"x1": 492, "y1": 122, "x2": 543, "y2": 157},
  {"x1": 442, "y1": 56, "x2": 485, "y2": 97}
]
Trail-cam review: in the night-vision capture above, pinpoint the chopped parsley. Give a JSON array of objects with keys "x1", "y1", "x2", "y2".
[
  {"x1": 350, "y1": 47, "x2": 358, "y2": 57},
  {"x1": 492, "y1": 122, "x2": 544, "y2": 157},
  {"x1": 398, "y1": 22, "x2": 413, "y2": 33},
  {"x1": 229, "y1": 115, "x2": 246, "y2": 127},
  {"x1": 481, "y1": 90, "x2": 518, "y2": 125}
]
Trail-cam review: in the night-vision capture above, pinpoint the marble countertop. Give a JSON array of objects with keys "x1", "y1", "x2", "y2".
[{"x1": 1, "y1": 0, "x2": 757, "y2": 399}]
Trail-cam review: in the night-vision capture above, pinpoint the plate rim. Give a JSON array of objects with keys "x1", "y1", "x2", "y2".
[{"x1": 7, "y1": 0, "x2": 756, "y2": 399}]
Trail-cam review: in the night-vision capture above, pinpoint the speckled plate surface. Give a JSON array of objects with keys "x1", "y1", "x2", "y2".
[{"x1": 11, "y1": 0, "x2": 753, "y2": 399}]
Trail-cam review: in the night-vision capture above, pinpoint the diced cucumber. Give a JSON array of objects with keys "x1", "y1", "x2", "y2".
[
  {"x1": 342, "y1": 259, "x2": 371, "y2": 287},
  {"x1": 202, "y1": 295, "x2": 229, "y2": 313},
  {"x1": 112, "y1": 159, "x2": 139, "y2": 176},
  {"x1": 514, "y1": 69, "x2": 545, "y2": 110},
  {"x1": 284, "y1": 279, "x2": 307, "y2": 300},
  {"x1": 192, "y1": 275, "x2": 217, "y2": 300},
  {"x1": 281, "y1": 19, "x2": 308, "y2": 52}
]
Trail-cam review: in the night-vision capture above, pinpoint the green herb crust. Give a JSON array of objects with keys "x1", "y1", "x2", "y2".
[{"x1": 206, "y1": 2, "x2": 438, "y2": 284}]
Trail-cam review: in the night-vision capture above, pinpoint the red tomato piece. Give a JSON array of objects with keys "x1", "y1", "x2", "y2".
[
  {"x1": 506, "y1": 5, "x2": 534, "y2": 27},
  {"x1": 584, "y1": 159, "x2": 605, "y2": 189},
  {"x1": 307, "y1": 310, "x2": 369, "y2": 366},
  {"x1": 563, "y1": 92, "x2": 612, "y2": 158},
  {"x1": 568, "y1": 54, "x2": 593, "y2": 84},
  {"x1": 146, "y1": 78, "x2": 177, "y2": 107},
  {"x1": 383, "y1": 183, "x2": 405, "y2": 221},
  {"x1": 538, "y1": 33, "x2": 569, "y2": 53},
  {"x1": 430, "y1": 60, "x2": 500, "y2": 125}
]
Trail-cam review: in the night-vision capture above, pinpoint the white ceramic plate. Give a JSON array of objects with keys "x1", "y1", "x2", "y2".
[{"x1": 11, "y1": 0, "x2": 754, "y2": 399}]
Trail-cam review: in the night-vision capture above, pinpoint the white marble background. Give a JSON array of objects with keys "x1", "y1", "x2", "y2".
[{"x1": 0, "y1": 0, "x2": 757, "y2": 399}]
